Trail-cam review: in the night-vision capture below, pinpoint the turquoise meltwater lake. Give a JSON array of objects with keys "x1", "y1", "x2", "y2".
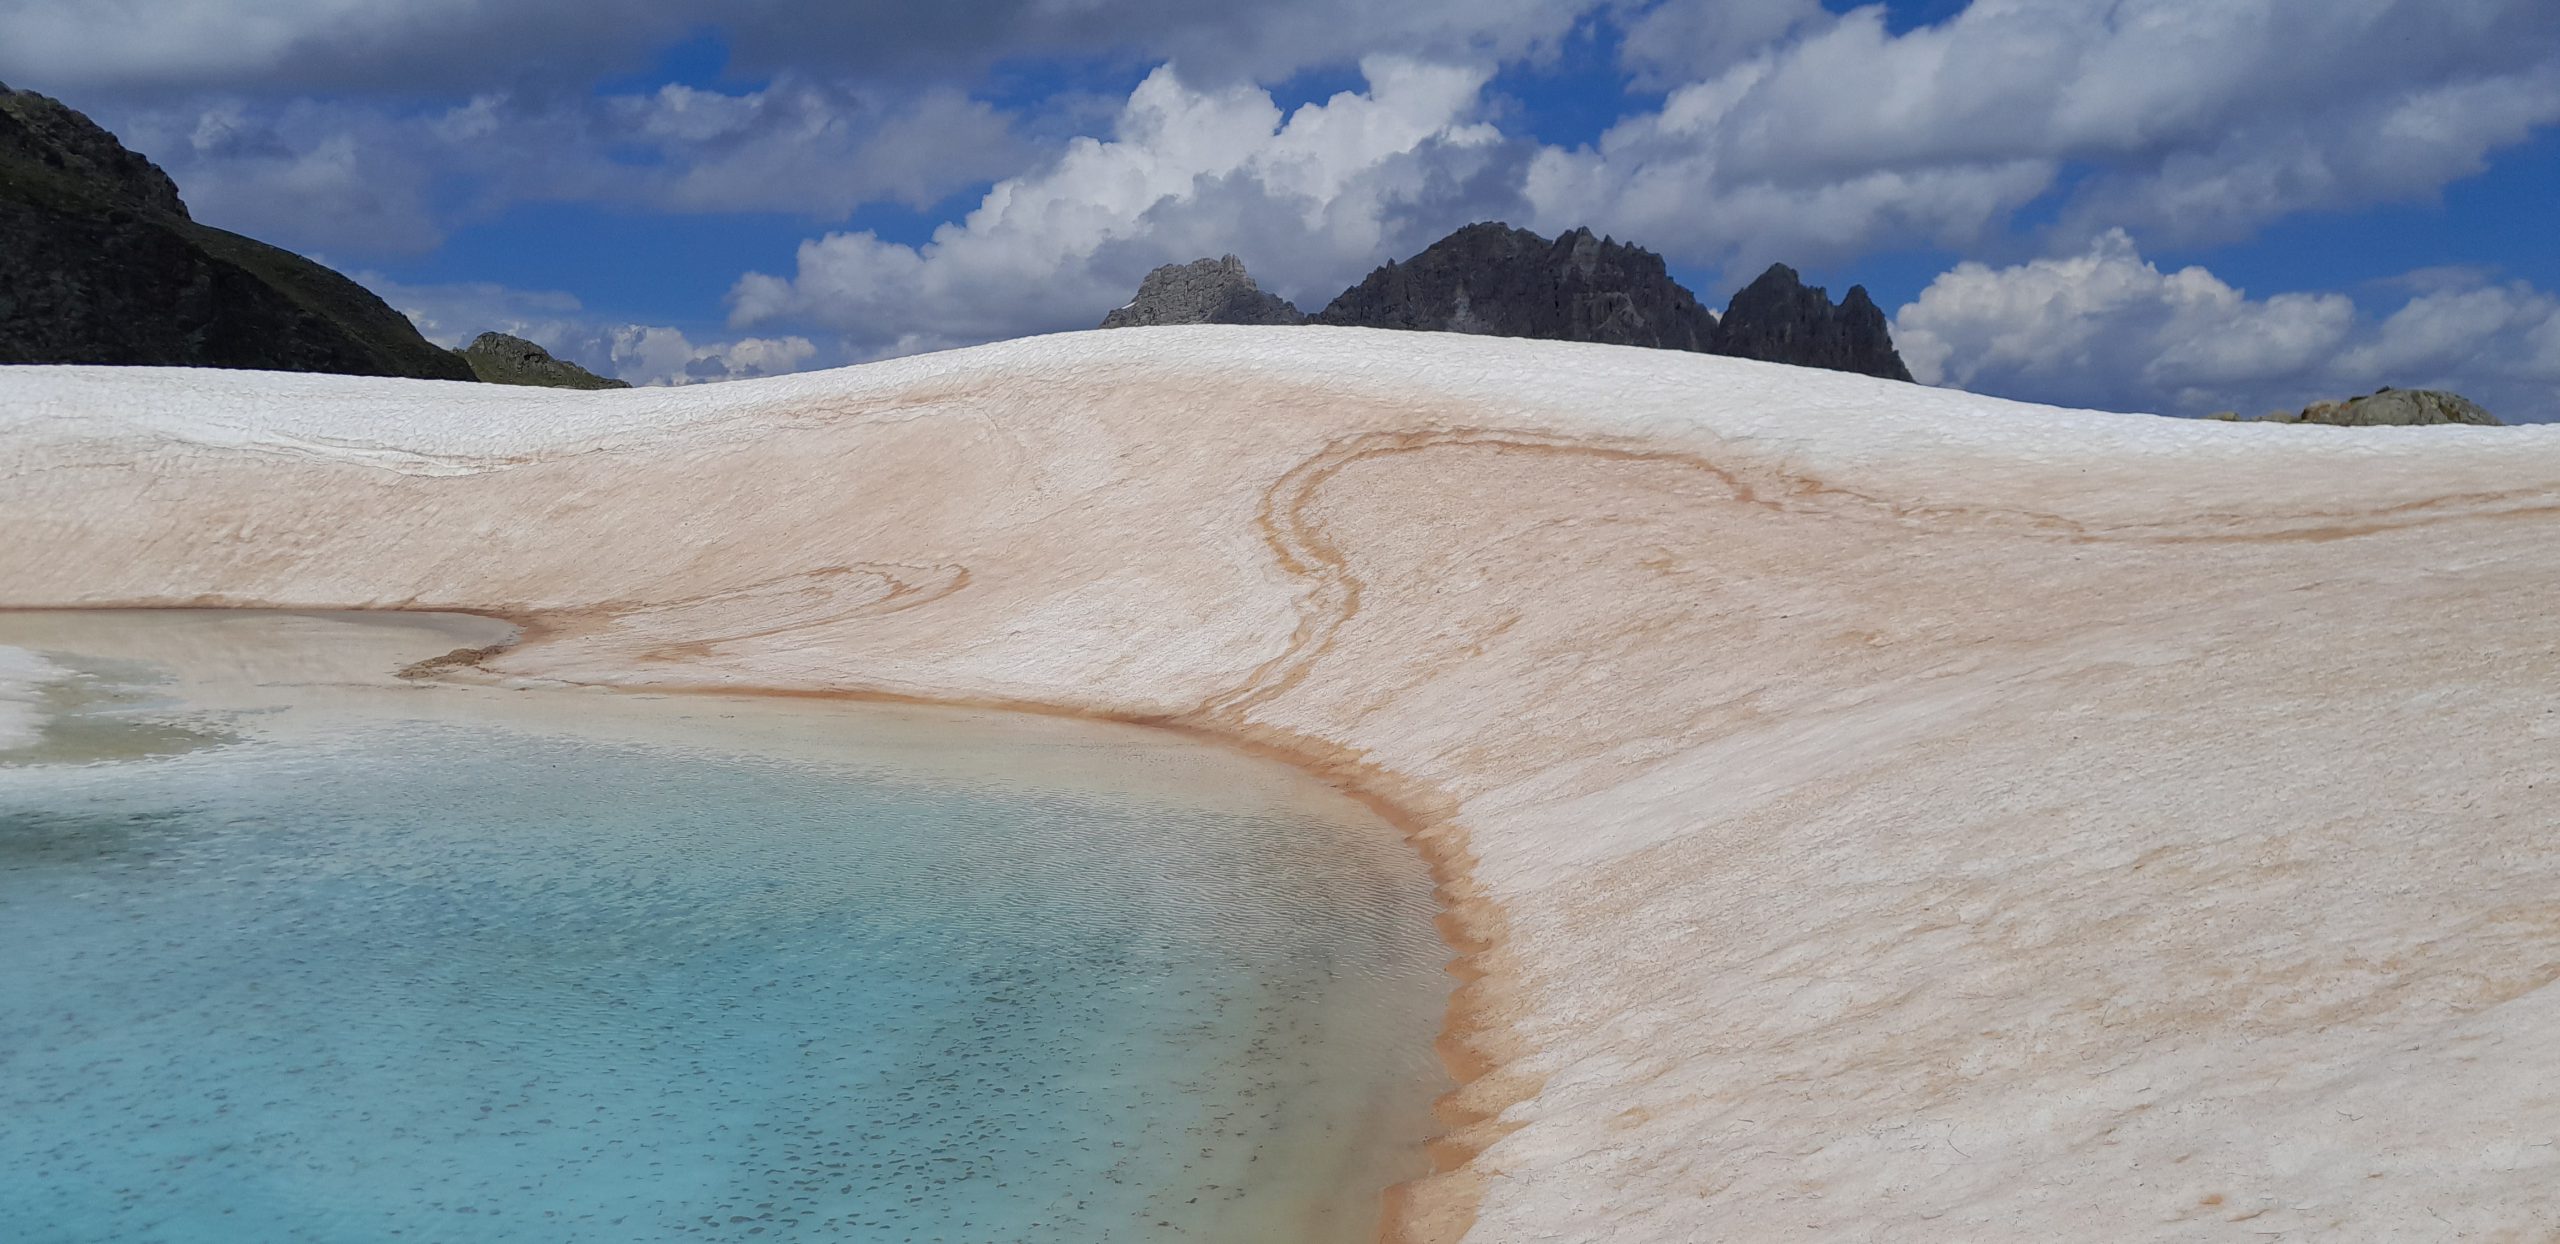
[{"x1": 0, "y1": 612, "x2": 1450, "y2": 1244}]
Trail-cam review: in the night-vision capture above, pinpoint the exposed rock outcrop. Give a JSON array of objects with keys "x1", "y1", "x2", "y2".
[
  {"x1": 0, "y1": 81, "x2": 472, "y2": 381},
  {"x1": 1312, "y1": 223, "x2": 1721, "y2": 352},
  {"x1": 0, "y1": 83, "x2": 185, "y2": 218},
  {"x1": 1295, "y1": 222, "x2": 1911, "y2": 379},
  {"x1": 455, "y1": 331, "x2": 629, "y2": 389},
  {"x1": 2209, "y1": 388, "x2": 2502, "y2": 427},
  {"x1": 1099, "y1": 255, "x2": 1303, "y2": 328},
  {"x1": 1716, "y1": 262, "x2": 1913, "y2": 382}
]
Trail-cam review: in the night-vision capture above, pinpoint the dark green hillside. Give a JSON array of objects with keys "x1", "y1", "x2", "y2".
[{"x1": 0, "y1": 82, "x2": 473, "y2": 381}]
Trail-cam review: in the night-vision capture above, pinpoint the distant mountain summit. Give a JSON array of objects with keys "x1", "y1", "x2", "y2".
[
  {"x1": 0, "y1": 81, "x2": 473, "y2": 380},
  {"x1": 1099, "y1": 255, "x2": 1302, "y2": 328},
  {"x1": 1717, "y1": 262, "x2": 1911, "y2": 382},
  {"x1": 1103, "y1": 223, "x2": 1914, "y2": 381},
  {"x1": 1312, "y1": 223, "x2": 1722, "y2": 352},
  {"x1": 2208, "y1": 388, "x2": 2501, "y2": 427},
  {"x1": 454, "y1": 332, "x2": 629, "y2": 389}
]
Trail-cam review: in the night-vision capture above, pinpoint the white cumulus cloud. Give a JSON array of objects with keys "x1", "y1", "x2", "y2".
[
  {"x1": 372, "y1": 274, "x2": 821, "y2": 387},
  {"x1": 726, "y1": 57, "x2": 1522, "y2": 354},
  {"x1": 0, "y1": 0, "x2": 1594, "y2": 96},
  {"x1": 1531, "y1": 0, "x2": 2560, "y2": 280},
  {"x1": 608, "y1": 325, "x2": 820, "y2": 386},
  {"x1": 101, "y1": 77, "x2": 1027, "y2": 255},
  {"x1": 1894, "y1": 232, "x2": 2560, "y2": 421}
]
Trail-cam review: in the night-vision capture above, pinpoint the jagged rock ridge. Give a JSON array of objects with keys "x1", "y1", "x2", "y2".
[
  {"x1": 1312, "y1": 223, "x2": 1721, "y2": 352},
  {"x1": 1099, "y1": 256, "x2": 1303, "y2": 328},
  {"x1": 455, "y1": 332, "x2": 629, "y2": 389},
  {"x1": 1110, "y1": 223, "x2": 1915, "y2": 381},
  {"x1": 2208, "y1": 388, "x2": 2501, "y2": 427},
  {"x1": 0, "y1": 81, "x2": 473, "y2": 381},
  {"x1": 1717, "y1": 262, "x2": 1912, "y2": 382}
]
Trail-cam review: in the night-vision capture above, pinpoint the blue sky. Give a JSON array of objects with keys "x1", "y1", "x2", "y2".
[{"x1": 4, "y1": 0, "x2": 2555, "y2": 417}]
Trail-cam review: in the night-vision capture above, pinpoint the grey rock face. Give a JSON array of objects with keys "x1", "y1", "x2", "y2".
[
  {"x1": 1312, "y1": 223, "x2": 1720, "y2": 352},
  {"x1": 1093, "y1": 225, "x2": 1920, "y2": 383},
  {"x1": 455, "y1": 332, "x2": 630, "y2": 389},
  {"x1": 0, "y1": 81, "x2": 473, "y2": 381},
  {"x1": 1099, "y1": 256, "x2": 1303, "y2": 328},
  {"x1": 1308, "y1": 223, "x2": 1912, "y2": 380},
  {"x1": 2290, "y1": 388, "x2": 2501, "y2": 426},
  {"x1": 2211, "y1": 389, "x2": 2503, "y2": 426},
  {"x1": 1716, "y1": 263, "x2": 1913, "y2": 382}
]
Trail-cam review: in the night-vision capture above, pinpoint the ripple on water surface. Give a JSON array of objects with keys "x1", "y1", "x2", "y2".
[{"x1": 0, "y1": 655, "x2": 1448, "y2": 1243}]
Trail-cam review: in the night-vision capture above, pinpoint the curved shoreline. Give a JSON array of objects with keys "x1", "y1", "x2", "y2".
[
  {"x1": 395, "y1": 611, "x2": 1517, "y2": 1243},
  {"x1": 9, "y1": 327, "x2": 2560, "y2": 1240},
  {"x1": 0, "y1": 604, "x2": 1456, "y2": 1241}
]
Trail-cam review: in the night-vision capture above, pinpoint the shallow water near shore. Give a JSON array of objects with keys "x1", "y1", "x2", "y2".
[{"x1": 0, "y1": 611, "x2": 1450, "y2": 1244}]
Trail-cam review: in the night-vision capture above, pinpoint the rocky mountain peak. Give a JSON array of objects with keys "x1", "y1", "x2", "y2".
[
  {"x1": 1099, "y1": 255, "x2": 1303, "y2": 328},
  {"x1": 1313, "y1": 221, "x2": 1720, "y2": 353},
  {"x1": 2209, "y1": 388, "x2": 2502, "y2": 426},
  {"x1": 1717, "y1": 263, "x2": 1913, "y2": 383},
  {"x1": 455, "y1": 332, "x2": 630, "y2": 389},
  {"x1": 1116, "y1": 224, "x2": 1920, "y2": 381}
]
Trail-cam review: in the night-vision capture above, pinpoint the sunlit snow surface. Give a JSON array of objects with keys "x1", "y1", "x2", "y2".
[{"x1": 0, "y1": 616, "x2": 1447, "y2": 1244}]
